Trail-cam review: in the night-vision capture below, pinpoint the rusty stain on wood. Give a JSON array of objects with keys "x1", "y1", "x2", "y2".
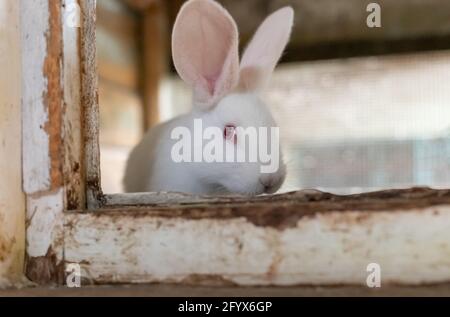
[
  {"x1": 64, "y1": 199, "x2": 450, "y2": 286},
  {"x1": 178, "y1": 274, "x2": 238, "y2": 287},
  {"x1": 25, "y1": 248, "x2": 65, "y2": 285},
  {"x1": 43, "y1": 0, "x2": 63, "y2": 190},
  {"x1": 0, "y1": 235, "x2": 15, "y2": 263},
  {"x1": 66, "y1": 162, "x2": 84, "y2": 210},
  {"x1": 62, "y1": 0, "x2": 86, "y2": 210},
  {"x1": 80, "y1": 0, "x2": 105, "y2": 209},
  {"x1": 0, "y1": 215, "x2": 10, "y2": 262},
  {"x1": 88, "y1": 188, "x2": 450, "y2": 230}
]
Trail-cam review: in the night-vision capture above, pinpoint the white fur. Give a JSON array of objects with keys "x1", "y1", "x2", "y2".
[{"x1": 124, "y1": 0, "x2": 294, "y2": 195}]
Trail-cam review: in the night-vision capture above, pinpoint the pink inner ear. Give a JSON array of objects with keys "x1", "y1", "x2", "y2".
[
  {"x1": 172, "y1": 0, "x2": 240, "y2": 110},
  {"x1": 205, "y1": 74, "x2": 219, "y2": 96},
  {"x1": 239, "y1": 7, "x2": 294, "y2": 92}
]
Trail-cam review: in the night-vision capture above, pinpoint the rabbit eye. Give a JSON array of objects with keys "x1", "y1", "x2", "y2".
[{"x1": 224, "y1": 125, "x2": 237, "y2": 143}]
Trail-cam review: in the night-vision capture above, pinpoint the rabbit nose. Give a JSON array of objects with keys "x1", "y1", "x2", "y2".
[{"x1": 259, "y1": 175, "x2": 283, "y2": 194}]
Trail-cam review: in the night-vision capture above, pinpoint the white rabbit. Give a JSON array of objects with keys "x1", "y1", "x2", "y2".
[{"x1": 124, "y1": 0, "x2": 294, "y2": 195}]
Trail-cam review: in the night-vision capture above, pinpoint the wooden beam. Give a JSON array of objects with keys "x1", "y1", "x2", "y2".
[
  {"x1": 65, "y1": 188, "x2": 450, "y2": 286},
  {"x1": 140, "y1": 1, "x2": 168, "y2": 129},
  {"x1": 21, "y1": 0, "x2": 67, "y2": 285},
  {"x1": 21, "y1": 0, "x2": 62, "y2": 194},
  {"x1": 82, "y1": 0, "x2": 105, "y2": 209},
  {"x1": 125, "y1": 0, "x2": 158, "y2": 11}
]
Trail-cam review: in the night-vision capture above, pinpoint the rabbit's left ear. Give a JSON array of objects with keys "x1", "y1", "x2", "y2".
[{"x1": 238, "y1": 7, "x2": 294, "y2": 92}]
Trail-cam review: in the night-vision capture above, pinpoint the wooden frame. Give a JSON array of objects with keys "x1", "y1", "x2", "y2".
[{"x1": 21, "y1": 0, "x2": 450, "y2": 286}]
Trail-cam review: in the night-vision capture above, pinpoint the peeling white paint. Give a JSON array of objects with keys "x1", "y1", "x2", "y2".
[
  {"x1": 65, "y1": 205, "x2": 450, "y2": 286},
  {"x1": 21, "y1": 0, "x2": 52, "y2": 194},
  {"x1": 27, "y1": 189, "x2": 64, "y2": 258}
]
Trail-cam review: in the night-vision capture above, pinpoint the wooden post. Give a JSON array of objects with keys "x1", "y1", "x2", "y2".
[{"x1": 140, "y1": 2, "x2": 168, "y2": 130}]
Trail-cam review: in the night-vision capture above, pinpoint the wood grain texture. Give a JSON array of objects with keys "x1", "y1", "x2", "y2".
[
  {"x1": 65, "y1": 188, "x2": 450, "y2": 286},
  {"x1": 0, "y1": 0, "x2": 26, "y2": 287},
  {"x1": 62, "y1": 0, "x2": 86, "y2": 210},
  {"x1": 21, "y1": 0, "x2": 68, "y2": 285},
  {"x1": 219, "y1": 0, "x2": 450, "y2": 47},
  {"x1": 81, "y1": 0, "x2": 106, "y2": 209},
  {"x1": 21, "y1": 0, "x2": 53, "y2": 194}
]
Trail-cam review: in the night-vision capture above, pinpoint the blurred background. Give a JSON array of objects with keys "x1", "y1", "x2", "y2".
[{"x1": 97, "y1": 0, "x2": 450, "y2": 194}]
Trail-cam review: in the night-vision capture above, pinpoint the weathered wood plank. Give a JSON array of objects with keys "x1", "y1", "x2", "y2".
[
  {"x1": 81, "y1": 0, "x2": 106, "y2": 209},
  {"x1": 160, "y1": 0, "x2": 450, "y2": 61},
  {"x1": 21, "y1": 0, "x2": 53, "y2": 194},
  {"x1": 221, "y1": 0, "x2": 450, "y2": 50},
  {"x1": 66, "y1": 188, "x2": 450, "y2": 286},
  {"x1": 0, "y1": 0, "x2": 26, "y2": 287},
  {"x1": 25, "y1": 190, "x2": 65, "y2": 285},
  {"x1": 62, "y1": 0, "x2": 86, "y2": 210},
  {"x1": 65, "y1": 205, "x2": 450, "y2": 286},
  {"x1": 21, "y1": 0, "x2": 88, "y2": 284}
]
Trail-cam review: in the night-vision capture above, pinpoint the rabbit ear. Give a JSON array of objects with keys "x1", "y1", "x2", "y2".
[
  {"x1": 172, "y1": 0, "x2": 240, "y2": 111},
  {"x1": 238, "y1": 7, "x2": 294, "y2": 92}
]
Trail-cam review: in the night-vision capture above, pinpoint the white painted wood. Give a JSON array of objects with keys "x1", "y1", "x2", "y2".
[
  {"x1": 26, "y1": 190, "x2": 65, "y2": 259},
  {"x1": 20, "y1": 0, "x2": 67, "y2": 285},
  {"x1": 65, "y1": 205, "x2": 450, "y2": 286},
  {"x1": 21, "y1": 0, "x2": 52, "y2": 194}
]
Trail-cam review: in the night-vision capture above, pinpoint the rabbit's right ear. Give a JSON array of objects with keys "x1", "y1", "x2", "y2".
[
  {"x1": 172, "y1": 0, "x2": 240, "y2": 111},
  {"x1": 238, "y1": 7, "x2": 294, "y2": 93}
]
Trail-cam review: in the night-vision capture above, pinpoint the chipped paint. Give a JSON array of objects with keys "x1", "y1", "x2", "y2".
[
  {"x1": 27, "y1": 189, "x2": 64, "y2": 258},
  {"x1": 21, "y1": 0, "x2": 52, "y2": 194},
  {"x1": 19, "y1": 0, "x2": 66, "y2": 285},
  {"x1": 22, "y1": 0, "x2": 65, "y2": 194},
  {"x1": 26, "y1": 248, "x2": 65, "y2": 285},
  {"x1": 64, "y1": 201, "x2": 450, "y2": 286},
  {"x1": 25, "y1": 189, "x2": 65, "y2": 285},
  {"x1": 99, "y1": 188, "x2": 450, "y2": 230}
]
